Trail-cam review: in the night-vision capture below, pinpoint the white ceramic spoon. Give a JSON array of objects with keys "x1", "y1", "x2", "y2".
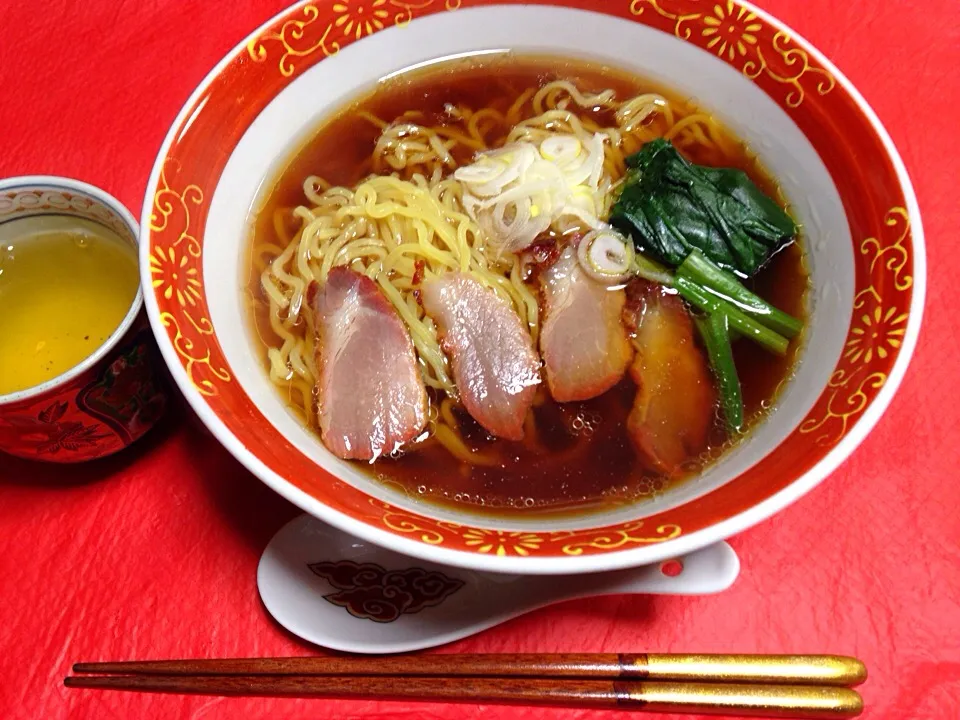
[{"x1": 258, "y1": 514, "x2": 740, "y2": 655}]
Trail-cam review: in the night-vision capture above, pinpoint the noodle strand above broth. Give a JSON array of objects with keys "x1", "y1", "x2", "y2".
[{"x1": 247, "y1": 55, "x2": 809, "y2": 517}]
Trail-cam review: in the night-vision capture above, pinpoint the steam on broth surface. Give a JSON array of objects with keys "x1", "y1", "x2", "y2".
[
  {"x1": 0, "y1": 217, "x2": 138, "y2": 395},
  {"x1": 245, "y1": 54, "x2": 809, "y2": 517}
]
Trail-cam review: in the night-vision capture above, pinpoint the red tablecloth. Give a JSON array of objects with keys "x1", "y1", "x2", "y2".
[{"x1": 1, "y1": 1, "x2": 959, "y2": 718}]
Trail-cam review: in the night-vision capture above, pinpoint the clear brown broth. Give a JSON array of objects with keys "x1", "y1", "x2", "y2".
[{"x1": 246, "y1": 54, "x2": 810, "y2": 518}]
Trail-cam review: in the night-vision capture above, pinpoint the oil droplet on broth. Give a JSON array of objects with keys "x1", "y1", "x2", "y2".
[{"x1": 0, "y1": 216, "x2": 138, "y2": 396}]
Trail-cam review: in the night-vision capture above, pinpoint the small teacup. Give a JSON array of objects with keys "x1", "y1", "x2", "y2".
[{"x1": 0, "y1": 176, "x2": 167, "y2": 463}]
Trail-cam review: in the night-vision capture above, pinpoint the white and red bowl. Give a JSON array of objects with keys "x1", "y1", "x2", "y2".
[{"x1": 141, "y1": 0, "x2": 924, "y2": 573}]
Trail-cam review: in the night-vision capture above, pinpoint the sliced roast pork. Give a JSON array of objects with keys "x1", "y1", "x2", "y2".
[
  {"x1": 539, "y1": 247, "x2": 633, "y2": 402},
  {"x1": 627, "y1": 285, "x2": 716, "y2": 475},
  {"x1": 421, "y1": 273, "x2": 540, "y2": 441},
  {"x1": 310, "y1": 267, "x2": 427, "y2": 461}
]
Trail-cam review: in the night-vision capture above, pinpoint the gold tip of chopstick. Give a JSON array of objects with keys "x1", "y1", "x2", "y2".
[
  {"x1": 641, "y1": 654, "x2": 867, "y2": 687},
  {"x1": 618, "y1": 681, "x2": 863, "y2": 718}
]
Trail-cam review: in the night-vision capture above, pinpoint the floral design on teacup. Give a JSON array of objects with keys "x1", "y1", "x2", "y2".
[
  {"x1": 0, "y1": 326, "x2": 167, "y2": 462},
  {"x1": 76, "y1": 329, "x2": 168, "y2": 445},
  {"x1": 0, "y1": 399, "x2": 112, "y2": 457}
]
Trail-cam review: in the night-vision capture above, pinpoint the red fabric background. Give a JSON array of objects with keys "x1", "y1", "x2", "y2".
[{"x1": 1, "y1": 1, "x2": 958, "y2": 718}]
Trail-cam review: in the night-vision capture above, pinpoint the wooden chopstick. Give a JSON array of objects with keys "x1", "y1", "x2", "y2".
[
  {"x1": 72, "y1": 653, "x2": 867, "y2": 687},
  {"x1": 64, "y1": 675, "x2": 863, "y2": 718}
]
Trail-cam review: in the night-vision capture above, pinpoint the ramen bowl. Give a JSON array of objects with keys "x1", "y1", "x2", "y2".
[
  {"x1": 141, "y1": 0, "x2": 924, "y2": 572},
  {"x1": 0, "y1": 176, "x2": 168, "y2": 462}
]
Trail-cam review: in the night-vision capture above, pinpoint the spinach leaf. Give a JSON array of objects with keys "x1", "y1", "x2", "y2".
[{"x1": 610, "y1": 138, "x2": 797, "y2": 277}]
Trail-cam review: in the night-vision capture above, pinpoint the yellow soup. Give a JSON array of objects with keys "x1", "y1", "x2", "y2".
[{"x1": 0, "y1": 217, "x2": 139, "y2": 395}]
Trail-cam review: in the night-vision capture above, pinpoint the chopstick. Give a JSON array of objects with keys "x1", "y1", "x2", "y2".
[
  {"x1": 73, "y1": 653, "x2": 867, "y2": 686},
  {"x1": 66, "y1": 654, "x2": 866, "y2": 718},
  {"x1": 64, "y1": 675, "x2": 863, "y2": 718}
]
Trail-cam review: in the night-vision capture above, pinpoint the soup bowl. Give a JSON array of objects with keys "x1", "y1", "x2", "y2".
[
  {"x1": 0, "y1": 176, "x2": 168, "y2": 462},
  {"x1": 141, "y1": 0, "x2": 924, "y2": 573}
]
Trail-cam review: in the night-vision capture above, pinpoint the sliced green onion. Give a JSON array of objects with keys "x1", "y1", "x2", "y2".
[{"x1": 578, "y1": 228, "x2": 635, "y2": 284}]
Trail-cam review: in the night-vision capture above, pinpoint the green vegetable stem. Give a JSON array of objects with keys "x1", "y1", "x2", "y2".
[
  {"x1": 674, "y1": 276, "x2": 789, "y2": 356},
  {"x1": 694, "y1": 313, "x2": 744, "y2": 433},
  {"x1": 678, "y1": 249, "x2": 802, "y2": 338}
]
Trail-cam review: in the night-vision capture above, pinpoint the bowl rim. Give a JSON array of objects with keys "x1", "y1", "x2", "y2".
[
  {"x1": 0, "y1": 175, "x2": 143, "y2": 407},
  {"x1": 140, "y1": 0, "x2": 925, "y2": 573}
]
